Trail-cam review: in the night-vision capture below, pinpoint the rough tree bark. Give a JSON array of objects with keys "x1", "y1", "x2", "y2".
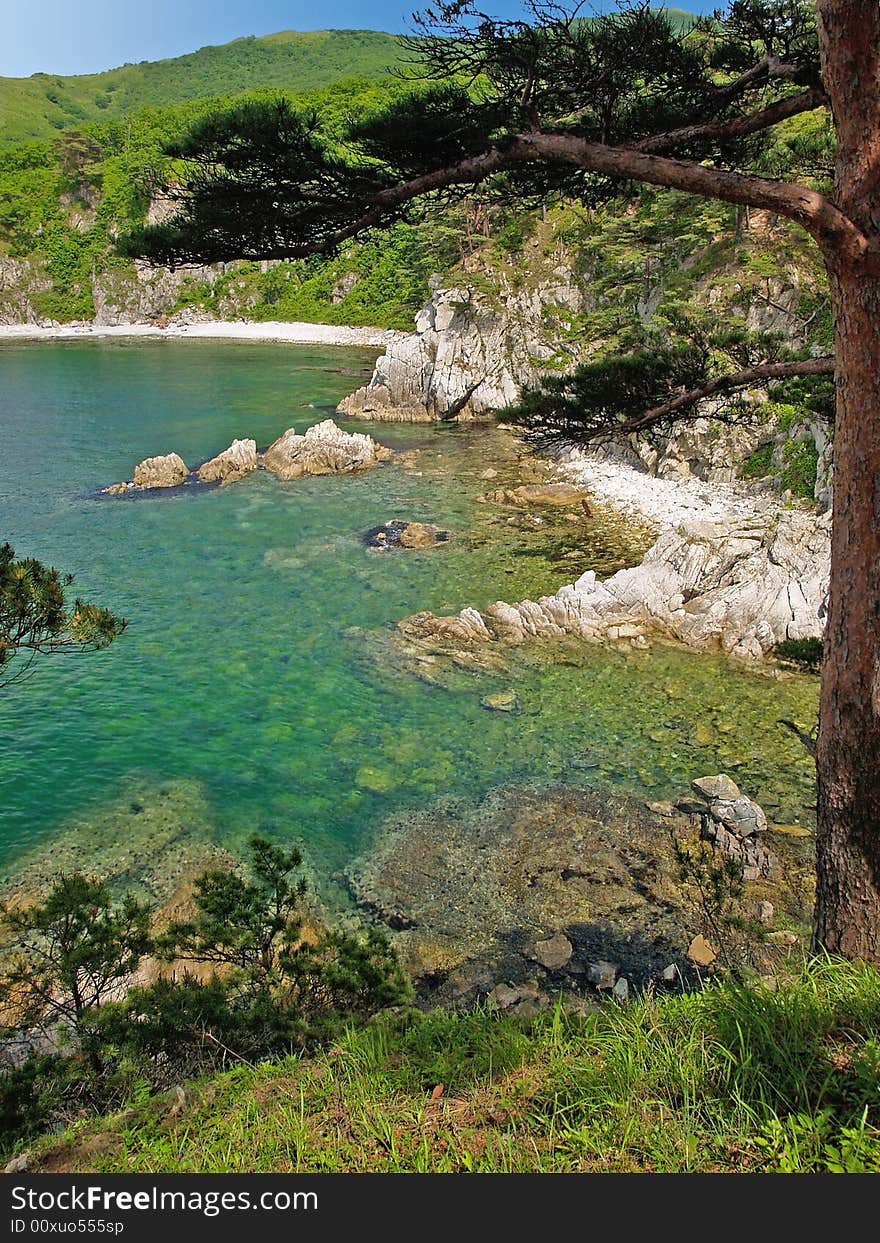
[{"x1": 813, "y1": 0, "x2": 880, "y2": 958}]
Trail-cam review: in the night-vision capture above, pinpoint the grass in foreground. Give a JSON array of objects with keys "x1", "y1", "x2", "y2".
[{"x1": 25, "y1": 958, "x2": 880, "y2": 1173}]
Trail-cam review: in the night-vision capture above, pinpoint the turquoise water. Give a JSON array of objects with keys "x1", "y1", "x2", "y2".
[{"x1": 0, "y1": 339, "x2": 818, "y2": 895}]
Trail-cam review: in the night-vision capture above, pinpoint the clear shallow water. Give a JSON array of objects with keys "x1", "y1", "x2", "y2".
[{"x1": 0, "y1": 339, "x2": 818, "y2": 893}]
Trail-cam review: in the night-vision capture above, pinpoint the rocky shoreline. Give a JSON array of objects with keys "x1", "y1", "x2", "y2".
[
  {"x1": 394, "y1": 481, "x2": 829, "y2": 665},
  {"x1": 346, "y1": 773, "x2": 811, "y2": 1007}
]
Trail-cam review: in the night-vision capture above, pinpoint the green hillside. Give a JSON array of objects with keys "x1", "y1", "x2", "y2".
[{"x1": 0, "y1": 29, "x2": 403, "y2": 146}]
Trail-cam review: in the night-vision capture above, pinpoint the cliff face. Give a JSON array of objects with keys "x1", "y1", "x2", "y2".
[
  {"x1": 338, "y1": 297, "x2": 828, "y2": 502},
  {"x1": 0, "y1": 255, "x2": 225, "y2": 328},
  {"x1": 0, "y1": 258, "x2": 52, "y2": 324},
  {"x1": 338, "y1": 206, "x2": 832, "y2": 505},
  {"x1": 339, "y1": 272, "x2": 581, "y2": 421}
]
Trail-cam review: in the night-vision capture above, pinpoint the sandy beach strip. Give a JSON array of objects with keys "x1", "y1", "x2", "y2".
[{"x1": 0, "y1": 319, "x2": 405, "y2": 348}]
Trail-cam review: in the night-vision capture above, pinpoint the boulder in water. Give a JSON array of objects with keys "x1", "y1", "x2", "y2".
[
  {"x1": 364, "y1": 520, "x2": 448, "y2": 550},
  {"x1": 485, "y1": 483, "x2": 590, "y2": 507},
  {"x1": 480, "y1": 690, "x2": 519, "y2": 712},
  {"x1": 263, "y1": 419, "x2": 391, "y2": 480},
  {"x1": 197, "y1": 439, "x2": 258, "y2": 484},
  {"x1": 132, "y1": 452, "x2": 188, "y2": 489}
]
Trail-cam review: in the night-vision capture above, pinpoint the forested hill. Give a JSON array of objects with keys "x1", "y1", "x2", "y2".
[
  {"x1": 0, "y1": 29, "x2": 403, "y2": 146},
  {"x1": 0, "y1": 12, "x2": 703, "y2": 147}
]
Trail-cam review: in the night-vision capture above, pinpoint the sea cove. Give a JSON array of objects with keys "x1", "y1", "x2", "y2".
[{"x1": 0, "y1": 336, "x2": 818, "y2": 911}]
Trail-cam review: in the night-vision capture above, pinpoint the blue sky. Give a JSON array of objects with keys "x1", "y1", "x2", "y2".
[{"x1": 2, "y1": 2, "x2": 723, "y2": 78}]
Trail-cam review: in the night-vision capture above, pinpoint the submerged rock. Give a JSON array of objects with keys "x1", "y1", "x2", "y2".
[
  {"x1": 364, "y1": 520, "x2": 449, "y2": 550},
  {"x1": 399, "y1": 522, "x2": 446, "y2": 549},
  {"x1": 0, "y1": 778, "x2": 227, "y2": 910},
  {"x1": 485, "y1": 483, "x2": 590, "y2": 507},
  {"x1": 263, "y1": 418, "x2": 392, "y2": 480},
  {"x1": 347, "y1": 785, "x2": 693, "y2": 998},
  {"x1": 132, "y1": 452, "x2": 188, "y2": 489},
  {"x1": 480, "y1": 690, "x2": 519, "y2": 713},
  {"x1": 197, "y1": 438, "x2": 258, "y2": 484}
]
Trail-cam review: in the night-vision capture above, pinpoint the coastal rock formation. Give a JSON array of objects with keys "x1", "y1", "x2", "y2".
[
  {"x1": 103, "y1": 422, "x2": 392, "y2": 494},
  {"x1": 684, "y1": 774, "x2": 777, "y2": 881},
  {"x1": 263, "y1": 419, "x2": 392, "y2": 480},
  {"x1": 197, "y1": 438, "x2": 258, "y2": 484},
  {"x1": 338, "y1": 279, "x2": 580, "y2": 422},
  {"x1": 397, "y1": 509, "x2": 830, "y2": 661},
  {"x1": 332, "y1": 256, "x2": 829, "y2": 502},
  {"x1": 132, "y1": 452, "x2": 189, "y2": 489}
]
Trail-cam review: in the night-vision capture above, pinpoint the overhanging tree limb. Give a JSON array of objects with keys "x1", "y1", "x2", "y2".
[
  {"x1": 631, "y1": 87, "x2": 828, "y2": 153},
  {"x1": 128, "y1": 126, "x2": 871, "y2": 271},
  {"x1": 509, "y1": 133, "x2": 871, "y2": 265},
  {"x1": 618, "y1": 355, "x2": 836, "y2": 437}
]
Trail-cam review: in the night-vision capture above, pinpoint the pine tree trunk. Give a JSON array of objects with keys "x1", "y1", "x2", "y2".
[
  {"x1": 815, "y1": 263, "x2": 880, "y2": 958},
  {"x1": 813, "y1": 0, "x2": 880, "y2": 958}
]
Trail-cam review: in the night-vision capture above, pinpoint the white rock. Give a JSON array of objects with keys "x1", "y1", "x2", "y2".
[
  {"x1": 263, "y1": 419, "x2": 391, "y2": 480},
  {"x1": 132, "y1": 452, "x2": 188, "y2": 488},
  {"x1": 399, "y1": 506, "x2": 829, "y2": 660},
  {"x1": 338, "y1": 281, "x2": 573, "y2": 422},
  {"x1": 197, "y1": 438, "x2": 258, "y2": 484}
]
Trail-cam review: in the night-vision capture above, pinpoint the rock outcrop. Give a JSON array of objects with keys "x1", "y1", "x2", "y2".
[
  {"x1": 132, "y1": 452, "x2": 189, "y2": 489},
  {"x1": 103, "y1": 421, "x2": 392, "y2": 495},
  {"x1": 263, "y1": 419, "x2": 392, "y2": 480},
  {"x1": 397, "y1": 508, "x2": 830, "y2": 661},
  {"x1": 338, "y1": 278, "x2": 581, "y2": 422},
  {"x1": 0, "y1": 258, "x2": 53, "y2": 324},
  {"x1": 197, "y1": 438, "x2": 258, "y2": 484},
  {"x1": 684, "y1": 774, "x2": 777, "y2": 881}
]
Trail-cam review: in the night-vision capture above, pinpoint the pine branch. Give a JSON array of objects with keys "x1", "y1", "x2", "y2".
[
  {"x1": 632, "y1": 88, "x2": 828, "y2": 154},
  {"x1": 609, "y1": 356, "x2": 835, "y2": 439}
]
